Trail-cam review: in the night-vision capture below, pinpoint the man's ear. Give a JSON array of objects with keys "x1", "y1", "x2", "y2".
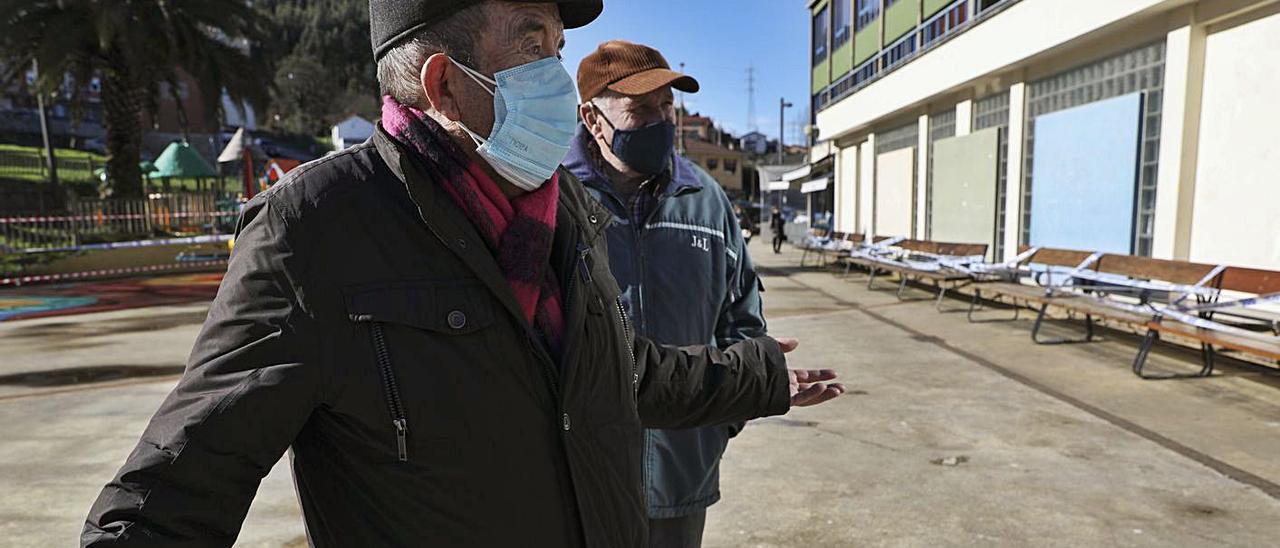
[
  {"x1": 420, "y1": 53, "x2": 460, "y2": 121},
  {"x1": 579, "y1": 103, "x2": 598, "y2": 132}
]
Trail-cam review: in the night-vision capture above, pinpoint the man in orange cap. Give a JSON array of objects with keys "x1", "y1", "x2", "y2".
[{"x1": 565, "y1": 40, "x2": 768, "y2": 547}]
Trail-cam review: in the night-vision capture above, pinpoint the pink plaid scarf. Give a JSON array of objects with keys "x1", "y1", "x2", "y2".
[{"x1": 382, "y1": 96, "x2": 565, "y2": 351}]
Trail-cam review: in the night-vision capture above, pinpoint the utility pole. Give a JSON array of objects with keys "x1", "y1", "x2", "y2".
[
  {"x1": 746, "y1": 65, "x2": 757, "y2": 133},
  {"x1": 778, "y1": 97, "x2": 793, "y2": 165},
  {"x1": 33, "y1": 59, "x2": 59, "y2": 189}
]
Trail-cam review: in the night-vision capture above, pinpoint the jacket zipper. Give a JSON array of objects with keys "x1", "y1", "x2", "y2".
[
  {"x1": 355, "y1": 318, "x2": 410, "y2": 462},
  {"x1": 616, "y1": 297, "x2": 637, "y2": 398},
  {"x1": 552, "y1": 237, "x2": 593, "y2": 432}
]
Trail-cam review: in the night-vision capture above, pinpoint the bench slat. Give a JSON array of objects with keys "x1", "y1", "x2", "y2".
[
  {"x1": 1026, "y1": 248, "x2": 1097, "y2": 269},
  {"x1": 1220, "y1": 266, "x2": 1280, "y2": 295},
  {"x1": 1149, "y1": 320, "x2": 1280, "y2": 359},
  {"x1": 1096, "y1": 254, "x2": 1219, "y2": 286}
]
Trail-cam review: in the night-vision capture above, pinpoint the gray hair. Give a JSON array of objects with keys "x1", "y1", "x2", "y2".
[
  {"x1": 376, "y1": 3, "x2": 490, "y2": 107},
  {"x1": 591, "y1": 89, "x2": 626, "y2": 109}
]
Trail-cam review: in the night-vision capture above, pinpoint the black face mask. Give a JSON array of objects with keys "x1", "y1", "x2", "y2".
[{"x1": 594, "y1": 105, "x2": 675, "y2": 176}]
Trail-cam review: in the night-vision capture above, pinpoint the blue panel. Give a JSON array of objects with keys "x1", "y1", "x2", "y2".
[{"x1": 1029, "y1": 93, "x2": 1143, "y2": 253}]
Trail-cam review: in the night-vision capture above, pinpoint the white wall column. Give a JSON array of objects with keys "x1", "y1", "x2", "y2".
[
  {"x1": 836, "y1": 144, "x2": 860, "y2": 232},
  {"x1": 859, "y1": 134, "x2": 877, "y2": 235},
  {"x1": 915, "y1": 114, "x2": 929, "y2": 238},
  {"x1": 1152, "y1": 20, "x2": 1207, "y2": 260},
  {"x1": 1001, "y1": 82, "x2": 1027, "y2": 262},
  {"x1": 833, "y1": 145, "x2": 845, "y2": 232},
  {"x1": 955, "y1": 99, "x2": 974, "y2": 136}
]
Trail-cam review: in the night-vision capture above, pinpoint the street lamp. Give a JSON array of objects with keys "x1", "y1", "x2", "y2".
[
  {"x1": 778, "y1": 98, "x2": 793, "y2": 165},
  {"x1": 768, "y1": 98, "x2": 793, "y2": 214}
]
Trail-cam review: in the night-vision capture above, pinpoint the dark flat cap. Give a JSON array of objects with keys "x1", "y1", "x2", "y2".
[{"x1": 371, "y1": 0, "x2": 604, "y2": 61}]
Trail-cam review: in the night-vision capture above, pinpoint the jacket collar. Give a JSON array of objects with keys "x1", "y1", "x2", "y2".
[
  {"x1": 372, "y1": 126, "x2": 534, "y2": 330},
  {"x1": 371, "y1": 126, "x2": 610, "y2": 323}
]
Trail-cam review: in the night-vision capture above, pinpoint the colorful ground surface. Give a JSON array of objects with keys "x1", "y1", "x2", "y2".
[{"x1": 0, "y1": 272, "x2": 223, "y2": 321}]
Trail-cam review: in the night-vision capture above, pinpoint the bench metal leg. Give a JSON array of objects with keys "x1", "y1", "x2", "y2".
[
  {"x1": 799, "y1": 249, "x2": 811, "y2": 267},
  {"x1": 867, "y1": 268, "x2": 879, "y2": 290},
  {"x1": 1132, "y1": 330, "x2": 1160, "y2": 378},
  {"x1": 967, "y1": 289, "x2": 1021, "y2": 323},
  {"x1": 1132, "y1": 331, "x2": 1217, "y2": 379},
  {"x1": 1031, "y1": 303, "x2": 1095, "y2": 345},
  {"x1": 896, "y1": 275, "x2": 909, "y2": 300},
  {"x1": 1198, "y1": 343, "x2": 1216, "y2": 377}
]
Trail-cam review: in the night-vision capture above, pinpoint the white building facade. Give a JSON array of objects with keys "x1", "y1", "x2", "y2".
[{"x1": 807, "y1": 0, "x2": 1280, "y2": 269}]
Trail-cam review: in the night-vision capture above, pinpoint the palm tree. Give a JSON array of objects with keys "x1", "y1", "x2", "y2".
[{"x1": 0, "y1": 1, "x2": 270, "y2": 198}]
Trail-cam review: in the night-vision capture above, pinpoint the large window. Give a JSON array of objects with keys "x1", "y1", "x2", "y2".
[
  {"x1": 978, "y1": 0, "x2": 1010, "y2": 13},
  {"x1": 1022, "y1": 42, "x2": 1166, "y2": 255},
  {"x1": 855, "y1": 0, "x2": 880, "y2": 32},
  {"x1": 812, "y1": 6, "x2": 830, "y2": 65},
  {"x1": 876, "y1": 121, "x2": 919, "y2": 155},
  {"x1": 974, "y1": 92, "x2": 1011, "y2": 259},
  {"x1": 832, "y1": 0, "x2": 852, "y2": 48}
]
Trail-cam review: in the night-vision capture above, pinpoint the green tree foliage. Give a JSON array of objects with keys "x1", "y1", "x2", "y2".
[
  {"x1": 258, "y1": 0, "x2": 379, "y2": 135},
  {"x1": 0, "y1": 0, "x2": 271, "y2": 198}
]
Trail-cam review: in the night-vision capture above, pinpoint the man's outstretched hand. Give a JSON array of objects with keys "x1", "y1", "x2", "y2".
[{"x1": 775, "y1": 337, "x2": 845, "y2": 407}]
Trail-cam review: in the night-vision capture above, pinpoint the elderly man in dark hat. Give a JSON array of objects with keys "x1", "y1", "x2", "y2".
[{"x1": 80, "y1": 2, "x2": 843, "y2": 547}]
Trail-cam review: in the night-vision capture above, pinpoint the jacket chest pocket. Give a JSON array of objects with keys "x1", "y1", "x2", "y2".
[
  {"x1": 344, "y1": 280, "x2": 496, "y2": 463},
  {"x1": 579, "y1": 247, "x2": 639, "y2": 420}
]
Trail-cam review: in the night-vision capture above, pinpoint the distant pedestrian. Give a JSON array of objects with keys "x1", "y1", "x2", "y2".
[{"x1": 771, "y1": 205, "x2": 786, "y2": 253}]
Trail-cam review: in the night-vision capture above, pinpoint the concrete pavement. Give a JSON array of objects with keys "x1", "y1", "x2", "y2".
[{"x1": 1, "y1": 238, "x2": 1278, "y2": 546}]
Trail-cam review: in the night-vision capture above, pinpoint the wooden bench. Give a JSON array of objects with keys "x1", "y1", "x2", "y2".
[
  {"x1": 817, "y1": 233, "x2": 865, "y2": 268},
  {"x1": 969, "y1": 246, "x2": 1280, "y2": 378},
  {"x1": 845, "y1": 239, "x2": 989, "y2": 310},
  {"x1": 797, "y1": 229, "x2": 834, "y2": 268},
  {"x1": 1135, "y1": 265, "x2": 1280, "y2": 378}
]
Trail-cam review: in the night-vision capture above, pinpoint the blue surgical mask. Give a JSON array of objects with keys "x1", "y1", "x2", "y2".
[{"x1": 451, "y1": 56, "x2": 579, "y2": 191}]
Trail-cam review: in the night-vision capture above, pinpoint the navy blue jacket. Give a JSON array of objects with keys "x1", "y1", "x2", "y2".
[{"x1": 565, "y1": 127, "x2": 767, "y2": 518}]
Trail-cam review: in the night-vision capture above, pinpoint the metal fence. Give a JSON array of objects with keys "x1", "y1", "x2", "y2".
[{"x1": 0, "y1": 193, "x2": 239, "y2": 253}]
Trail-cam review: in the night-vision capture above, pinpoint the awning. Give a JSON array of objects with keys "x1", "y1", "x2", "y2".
[
  {"x1": 800, "y1": 177, "x2": 830, "y2": 194},
  {"x1": 782, "y1": 165, "x2": 812, "y2": 182},
  {"x1": 767, "y1": 180, "x2": 792, "y2": 191}
]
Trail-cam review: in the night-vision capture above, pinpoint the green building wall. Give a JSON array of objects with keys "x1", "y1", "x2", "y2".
[
  {"x1": 923, "y1": 0, "x2": 953, "y2": 18},
  {"x1": 884, "y1": 0, "x2": 919, "y2": 45},
  {"x1": 812, "y1": 0, "x2": 832, "y2": 93},
  {"x1": 813, "y1": 59, "x2": 831, "y2": 93},
  {"x1": 853, "y1": 18, "x2": 880, "y2": 65},
  {"x1": 831, "y1": 41, "x2": 854, "y2": 79}
]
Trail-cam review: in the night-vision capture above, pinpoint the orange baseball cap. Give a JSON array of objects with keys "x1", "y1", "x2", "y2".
[{"x1": 577, "y1": 40, "x2": 699, "y2": 103}]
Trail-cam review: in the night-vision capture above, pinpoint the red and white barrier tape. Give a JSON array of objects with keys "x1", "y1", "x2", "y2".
[
  {"x1": 0, "y1": 211, "x2": 239, "y2": 224},
  {"x1": 0, "y1": 260, "x2": 228, "y2": 287}
]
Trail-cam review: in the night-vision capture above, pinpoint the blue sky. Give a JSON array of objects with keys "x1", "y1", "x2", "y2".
[{"x1": 561, "y1": 0, "x2": 811, "y2": 145}]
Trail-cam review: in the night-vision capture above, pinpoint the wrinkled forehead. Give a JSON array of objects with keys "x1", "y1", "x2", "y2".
[
  {"x1": 493, "y1": 2, "x2": 565, "y2": 48},
  {"x1": 599, "y1": 87, "x2": 674, "y2": 111}
]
